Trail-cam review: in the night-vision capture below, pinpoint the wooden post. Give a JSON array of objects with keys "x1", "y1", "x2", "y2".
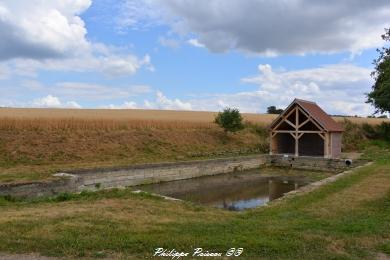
[
  {"x1": 295, "y1": 107, "x2": 299, "y2": 156},
  {"x1": 324, "y1": 133, "x2": 329, "y2": 158}
]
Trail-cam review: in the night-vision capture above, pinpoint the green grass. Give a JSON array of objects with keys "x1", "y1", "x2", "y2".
[{"x1": 0, "y1": 141, "x2": 388, "y2": 259}]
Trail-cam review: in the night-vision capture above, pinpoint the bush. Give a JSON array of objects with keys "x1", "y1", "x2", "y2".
[
  {"x1": 377, "y1": 122, "x2": 390, "y2": 141},
  {"x1": 342, "y1": 120, "x2": 390, "y2": 151},
  {"x1": 341, "y1": 119, "x2": 366, "y2": 151},
  {"x1": 361, "y1": 123, "x2": 378, "y2": 139},
  {"x1": 214, "y1": 108, "x2": 244, "y2": 133}
]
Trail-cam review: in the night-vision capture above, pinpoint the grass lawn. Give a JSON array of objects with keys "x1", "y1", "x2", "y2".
[{"x1": 0, "y1": 142, "x2": 389, "y2": 259}]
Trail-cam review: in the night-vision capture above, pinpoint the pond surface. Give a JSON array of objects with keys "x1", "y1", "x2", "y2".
[{"x1": 136, "y1": 168, "x2": 320, "y2": 211}]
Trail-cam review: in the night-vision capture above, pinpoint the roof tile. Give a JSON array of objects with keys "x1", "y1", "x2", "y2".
[{"x1": 295, "y1": 99, "x2": 344, "y2": 132}]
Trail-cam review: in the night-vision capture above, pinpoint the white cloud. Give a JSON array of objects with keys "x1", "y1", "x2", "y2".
[
  {"x1": 242, "y1": 64, "x2": 371, "y2": 91},
  {"x1": 5, "y1": 45, "x2": 153, "y2": 78},
  {"x1": 103, "y1": 101, "x2": 138, "y2": 109},
  {"x1": 119, "y1": 0, "x2": 390, "y2": 55},
  {"x1": 99, "y1": 53, "x2": 153, "y2": 76},
  {"x1": 101, "y1": 91, "x2": 192, "y2": 111},
  {"x1": 0, "y1": 0, "x2": 91, "y2": 60},
  {"x1": 143, "y1": 91, "x2": 193, "y2": 110},
  {"x1": 32, "y1": 95, "x2": 81, "y2": 108},
  {"x1": 187, "y1": 64, "x2": 374, "y2": 116},
  {"x1": 187, "y1": 38, "x2": 205, "y2": 48},
  {"x1": 114, "y1": 0, "x2": 162, "y2": 32},
  {"x1": 0, "y1": 1, "x2": 152, "y2": 77},
  {"x1": 56, "y1": 82, "x2": 151, "y2": 100},
  {"x1": 21, "y1": 81, "x2": 152, "y2": 101},
  {"x1": 156, "y1": 91, "x2": 192, "y2": 110}
]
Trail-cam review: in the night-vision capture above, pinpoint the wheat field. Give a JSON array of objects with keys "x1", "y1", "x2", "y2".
[{"x1": 0, "y1": 108, "x2": 387, "y2": 127}]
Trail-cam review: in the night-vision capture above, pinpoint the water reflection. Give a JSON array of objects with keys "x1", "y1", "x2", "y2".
[{"x1": 137, "y1": 169, "x2": 310, "y2": 211}]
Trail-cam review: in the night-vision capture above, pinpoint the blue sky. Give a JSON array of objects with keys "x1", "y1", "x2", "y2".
[{"x1": 0, "y1": 0, "x2": 389, "y2": 115}]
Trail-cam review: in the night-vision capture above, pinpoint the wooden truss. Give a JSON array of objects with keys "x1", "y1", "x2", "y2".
[{"x1": 270, "y1": 105, "x2": 329, "y2": 156}]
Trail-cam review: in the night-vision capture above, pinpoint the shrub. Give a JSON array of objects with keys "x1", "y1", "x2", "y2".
[
  {"x1": 341, "y1": 119, "x2": 366, "y2": 151},
  {"x1": 361, "y1": 123, "x2": 378, "y2": 139},
  {"x1": 377, "y1": 122, "x2": 390, "y2": 141},
  {"x1": 214, "y1": 108, "x2": 244, "y2": 133},
  {"x1": 342, "y1": 120, "x2": 390, "y2": 151}
]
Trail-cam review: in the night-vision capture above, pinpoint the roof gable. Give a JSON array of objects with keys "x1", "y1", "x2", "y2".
[{"x1": 270, "y1": 99, "x2": 344, "y2": 132}]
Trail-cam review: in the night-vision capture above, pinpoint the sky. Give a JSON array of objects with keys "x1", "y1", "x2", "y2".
[{"x1": 0, "y1": 0, "x2": 389, "y2": 115}]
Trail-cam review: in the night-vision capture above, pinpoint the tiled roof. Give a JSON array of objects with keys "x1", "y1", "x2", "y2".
[
  {"x1": 295, "y1": 99, "x2": 344, "y2": 132},
  {"x1": 270, "y1": 99, "x2": 344, "y2": 132}
]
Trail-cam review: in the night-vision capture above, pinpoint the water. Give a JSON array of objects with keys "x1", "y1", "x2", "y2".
[{"x1": 136, "y1": 168, "x2": 314, "y2": 211}]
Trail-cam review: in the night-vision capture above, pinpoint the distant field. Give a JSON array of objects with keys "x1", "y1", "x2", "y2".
[{"x1": 0, "y1": 108, "x2": 388, "y2": 125}]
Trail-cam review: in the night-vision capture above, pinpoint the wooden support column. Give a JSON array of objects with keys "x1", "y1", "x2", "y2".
[
  {"x1": 324, "y1": 133, "x2": 329, "y2": 158},
  {"x1": 295, "y1": 107, "x2": 299, "y2": 156}
]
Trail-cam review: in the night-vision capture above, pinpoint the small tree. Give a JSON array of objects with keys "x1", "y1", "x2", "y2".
[
  {"x1": 267, "y1": 106, "x2": 283, "y2": 114},
  {"x1": 214, "y1": 108, "x2": 244, "y2": 133},
  {"x1": 367, "y1": 28, "x2": 390, "y2": 114}
]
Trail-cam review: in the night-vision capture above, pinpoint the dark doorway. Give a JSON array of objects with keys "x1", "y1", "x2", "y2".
[
  {"x1": 275, "y1": 133, "x2": 295, "y2": 154},
  {"x1": 298, "y1": 133, "x2": 324, "y2": 156}
]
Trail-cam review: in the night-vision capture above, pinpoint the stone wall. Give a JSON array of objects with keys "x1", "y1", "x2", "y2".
[
  {"x1": 73, "y1": 155, "x2": 267, "y2": 190},
  {"x1": 267, "y1": 154, "x2": 366, "y2": 171},
  {"x1": 0, "y1": 154, "x2": 366, "y2": 198},
  {"x1": 0, "y1": 155, "x2": 267, "y2": 198},
  {"x1": 0, "y1": 174, "x2": 81, "y2": 198}
]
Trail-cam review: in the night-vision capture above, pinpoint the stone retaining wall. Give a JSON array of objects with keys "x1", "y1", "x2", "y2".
[
  {"x1": 0, "y1": 154, "x2": 366, "y2": 198},
  {"x1": 267, "y1": 155, "x2": 366, "y2": 171},
  {"x1": 74, "y1": 155, "x2": 267, "y2": 190},
  {"x1": 0, "y1": 155, "x2": 267, "y2": 198}
]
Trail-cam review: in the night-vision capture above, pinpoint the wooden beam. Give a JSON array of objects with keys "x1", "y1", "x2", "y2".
[
  {"x1": 295, "y1": 107, "x2": 299, "y2": 156},
  {"x1": 298, "y1": 118, "x2": 310, "y2": 128},
  {"x1": 273, "y1": 107, "x2": 298, "y2": 130},
  {"x1": 318, "y1": 133, "x2": 325, "y2": 140},
  {"x1": 285, "y1": 119, "x2": 296, "y2": 129},
  {"x1": 273, "y1": 130, "x2": 324, "y2": 133},
  {"x1": 323, "y1": 133, "x2": 328, "y2": 157}
]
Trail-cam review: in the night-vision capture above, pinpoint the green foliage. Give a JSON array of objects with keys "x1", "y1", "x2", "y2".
[
  {"x1": 341, "y1": 120, "x2": 367, "y2": 151},
  {"x1": 267, "y1": 105, "x2": 284, "y2": 114},
  {"x1": 367, "y1": 28, "x2": 390, "y2": 113},
  {"x1": 361, "y1": 122, "x2": 390, "y2": 141},
  {"x1": 244, "y1": 122, "x2": 268, "y2": 137},
  {"x1": 342, "y1": 120, "x2": 390, "y2": 151},
  {"x1": 377, "y1": 122, "x2": 390, "y2": 141},
  {"x1": 214, "y1": 108, "x2": 244, "y2": 133}
]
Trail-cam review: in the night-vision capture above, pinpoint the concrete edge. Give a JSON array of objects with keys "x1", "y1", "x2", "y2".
[
  {"x1": 266, "y1": 161, "x2": 374, "y2": 206},
  {"x1": 131, "y1": 189, "x2": 182, "y2": 201},
  {"x1": 67, "y1": 154, "x2": 267, "y2": 175}
]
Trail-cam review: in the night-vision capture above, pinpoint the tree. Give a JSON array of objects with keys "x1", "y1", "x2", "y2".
[
  {"x1": 267, "y1": 106, "x2": 283, "y2": 114},
  {"x1": 367, "y1": 28, "x2": 390, "y2": 114},
  {"x1": 214, "y1": 108, "x2": 244, "y2": 133}
]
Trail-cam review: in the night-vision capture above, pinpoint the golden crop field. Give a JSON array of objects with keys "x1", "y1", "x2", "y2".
[{"x1": 0, "y1": 107, "x2": 387, "y2": 126}]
